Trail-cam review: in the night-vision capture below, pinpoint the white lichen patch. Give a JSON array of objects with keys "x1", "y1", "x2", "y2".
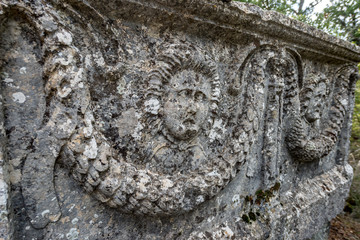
[
  {"x1": 3, "y1": 77, "x2": 13, "y2": 83},
  {"x1": 85, "y1": 55, "x2": 92, "y2": 68},
  {"x1": 83, "y1": 111, "x2": 94, "y2": 138},
  {"x1": 131, "y1": 121, "x2": 144, "y2": 141},
  {"x1": 70, "y1": 68, "x2": 84, "y2": 87},
  {"x1": 84, "y1": 137, "x2": 98, "y2": 159},
  {"x1": 341, "y1": 98, "x2": 348, "y2": 106},
  {"x1": 20, "y1": 67, "x2": 27, "y2": 74},
  {"x1": 196, "y1": 195, "x2": 205, "y2": 204},
  {"x1": 144, "y1": 98, "x2": 160, "y2": 114},
  {"x1": 56, "y1": 29, "x2": 73, "y2": 46},
  {"x1": 160, "y1": 179, "x2": 174, "y2": 190},
  {"x1": 116, "y1": 108, "x2": 143, "y2": 139},
  {"x1": 232, "y1": 194, "x2": 240, "y2": 204},
  {"x1": 117, "y1": 78, "x2": 126, "y2": 95},
  {"x1": 58, "y1": 119, "x2": 74, "y2": 136},
  {"x1": 66, "y1": 228, "x2": 79, "y2": 240},
  {"x1": 55, "y1": 50, "x2": 75, "y2": 66},
  {"x1": 207, "y1": 170, "x2": 221, "y2": 178},
  {"x1": 209, "y1": 119, "x2": 226, "y2": 142},
  {"x1": 71, "y1": 218, "x2": 79, "y2": 225},
  {"x1": 12, "y1": 92, "x2": 26, "y2": 103},
  {"x1": 232, "y1": 141, "x2": 242, "y2": 153},
  {"x1": 58, "y1": 87, "x2": 71, "y2": 98},
  {"x1": 68, "y1": 204, "x2": 76, "y2": 212},
  {"x1": 41, "y1": 210, "x2": 50, "y2": 217},
  {"x1": 93, "y1": 52, "x2": 105, "y2": 66}
]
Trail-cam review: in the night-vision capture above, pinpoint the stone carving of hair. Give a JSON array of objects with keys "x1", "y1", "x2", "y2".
[{"x1": 145, "y1": 44, "x2": 221, "y2": 116}]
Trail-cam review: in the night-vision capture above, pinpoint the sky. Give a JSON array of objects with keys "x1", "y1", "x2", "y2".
[{"x1": 313, "y1": 0, "x2": 331, "y2": 13}]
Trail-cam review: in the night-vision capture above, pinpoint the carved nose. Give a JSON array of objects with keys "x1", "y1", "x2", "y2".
[{"x1": 187, "y1": 104, "x2": 197, "y2": 114}]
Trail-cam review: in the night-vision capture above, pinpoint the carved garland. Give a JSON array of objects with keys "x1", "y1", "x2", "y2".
[
  {"x1": 286, "y1": 66, "x2": 358, "y2": 162},
  {"x1": 64, "y1": 44, "x2": 238, "y2": 217}
]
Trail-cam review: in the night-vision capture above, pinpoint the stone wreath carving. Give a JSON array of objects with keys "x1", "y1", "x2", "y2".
[
  {"x1": 286, "y1": 67, "x2": 359, "y2": 162},
  {"x1": 64, "y1": 44, "x2": 240, "y2": 218},
  {"x1": 21, "y1": 34, "x2": 254, "y2": 228},
  {"x1": 19, "y1": 29, "x2": 310, "y2": 228}
]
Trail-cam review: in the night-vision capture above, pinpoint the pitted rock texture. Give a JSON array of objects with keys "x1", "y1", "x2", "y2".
[{"x1": 0, "y1": 0, "x2": 359, "y2": 239}]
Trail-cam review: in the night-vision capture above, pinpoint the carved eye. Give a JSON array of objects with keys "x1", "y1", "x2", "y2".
[
  {"x1": 179, "y1": 89, "x2": 191, "y2": 97},
  {"x1": 195, "y1": 91, "x2": 206, "y2": 102}
]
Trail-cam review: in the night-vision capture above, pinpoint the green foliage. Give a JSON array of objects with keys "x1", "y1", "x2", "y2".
[
  {"x1": 234, "y1": 0, "x2": 360, "y2": 45},
  {"x1": 351, "y1": 77, "x2": 360, "y2": 142},
  {"x1": 234, "y1": 0, "x2": 320, "y2": 24},
  {"x1": 314, "y1": 0, "x2": 360, "y2": 45}
]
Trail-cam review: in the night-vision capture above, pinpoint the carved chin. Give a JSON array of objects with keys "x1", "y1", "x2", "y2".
[
  {"x1": 305, "y1": 112, "x2": 320, "y2": 123},
  {"x1": 173, "y1": 127, "x2": 198, "y2": 140}
]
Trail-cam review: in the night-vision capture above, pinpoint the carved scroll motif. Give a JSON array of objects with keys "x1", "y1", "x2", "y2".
[{"x1": 286, "y1": 66, "x2": 359, "y2": 162}]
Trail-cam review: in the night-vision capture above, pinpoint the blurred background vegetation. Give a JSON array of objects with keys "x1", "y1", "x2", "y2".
[
  {"x1": 233, "y1": 0, "x2": 360, "y2": 238},
  {"x1": 234, "y1": 0, "x2": 360, "y2": 44}
]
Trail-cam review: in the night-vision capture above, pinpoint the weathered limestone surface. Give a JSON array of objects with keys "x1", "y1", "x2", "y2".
[{"x1": 0, "y1": 0, "x2": 359, "y2": 239}]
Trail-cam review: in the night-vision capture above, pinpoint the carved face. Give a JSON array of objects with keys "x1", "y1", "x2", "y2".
[
  {"x1": 163, "y1": 70, "x2": 211, "y2": 140},
  {"x1": 305, "y1": 81, "x2": 327, "y2": 123}
]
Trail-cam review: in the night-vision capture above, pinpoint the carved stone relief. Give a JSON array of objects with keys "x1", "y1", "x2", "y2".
[
  {"x1": 286, "y1": 66, "x2": 359, "y2": 162},
  {"x1": 0, "y1": 0, "x2": 359, "y2": 239},
  {"x1": 16, "y1": 35, "x2": 360, "y2": 230},
  {"x1": 60, "y1": 43, "x2": 244, "y2": 218}
]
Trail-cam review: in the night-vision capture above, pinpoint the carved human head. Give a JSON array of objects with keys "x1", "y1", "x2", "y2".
[
  {"x1": 162, "y1": 69, "x2": 212, "y2": 140},
  {"x1": 300, "y1": 73, "x2": 329, "y2": 123},
  {"x1": 145, "y1": 44, "x2": 220, "y2": 141}
]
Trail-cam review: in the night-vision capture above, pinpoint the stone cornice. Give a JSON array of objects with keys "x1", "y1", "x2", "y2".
[{"x1": 84, "y1": 0, "x2": 360, "y2": 62}]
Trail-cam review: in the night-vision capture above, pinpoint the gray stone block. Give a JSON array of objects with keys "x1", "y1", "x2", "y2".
[{"x1": 0, "y1": 0, "x2": 359, "y2": 239}]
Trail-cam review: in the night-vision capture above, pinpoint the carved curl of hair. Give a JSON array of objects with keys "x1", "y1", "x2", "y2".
[{"x1": 146, "y1": 43, "x2": 221, "y2": 114}]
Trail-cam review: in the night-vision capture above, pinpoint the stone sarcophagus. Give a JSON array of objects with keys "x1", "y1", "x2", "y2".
[{"x1": 0, "y1": 0, "x2": 359, "y2": 239}]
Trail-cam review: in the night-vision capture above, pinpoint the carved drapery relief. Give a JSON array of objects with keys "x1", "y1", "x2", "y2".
[{"x1": 0, "y1": 6, "x2": 88, "y2": 229}]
